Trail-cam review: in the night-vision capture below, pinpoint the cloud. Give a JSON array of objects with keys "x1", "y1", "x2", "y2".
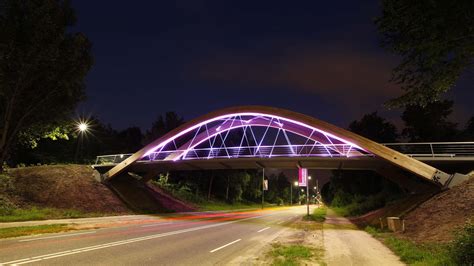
[{"x1": 191, "y1": 44, "x2": 402, "y2": 105}]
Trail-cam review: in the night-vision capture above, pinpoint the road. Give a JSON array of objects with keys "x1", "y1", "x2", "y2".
[
  {"x1": 0, "y1": 206, "x2": 404, "y2": 265},
  {"x1": 0, "y1": 207, "x2": 304, "y2": 265}
]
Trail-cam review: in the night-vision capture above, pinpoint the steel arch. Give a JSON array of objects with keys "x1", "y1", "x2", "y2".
[{"x1": 104, "y1": 106, "x2": 449, "y2": 185}]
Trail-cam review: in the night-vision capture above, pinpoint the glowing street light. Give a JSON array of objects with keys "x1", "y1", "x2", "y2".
[
  {"x1": 293, "y1": 181, "x2": 298, "y2": 186},
  {"x1": 75, "y1": 120, "x2": 90, "y2": 163},
  {"x1": 78, "y1": 122, "x2": 88, "y2": 132}
]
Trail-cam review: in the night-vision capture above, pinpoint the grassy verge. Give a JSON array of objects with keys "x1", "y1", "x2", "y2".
[
  {"x1": 365, "y1": 226, "x2": 454, "y2": 265},
  {"x1": 268, "y1": 243, "x2": 324, "y2": 266},
  {"x1": 303, "y1": 206, "x2": 327, "y2": 222},
  {"x1": 0, "y1": 224, "x2": 75, "y2": 239},
  {"x1": 330, "y1": 206, "x2": 350, "y2": 217},
  {"x1": 0, "y1": 207, "x2": 116, "y2": 222},
  {"x1": 266, "y1": 207, "x2": 327, "y2": 265}
]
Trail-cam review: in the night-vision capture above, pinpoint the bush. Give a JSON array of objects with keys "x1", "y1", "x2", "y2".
[
  {"x1": 0, "y1": 195, "x2": 17, "y2": 216},
  {"x1": 275, "y1": 197, "x2": 284, "y2": 206},
  {"x1": 331, "y1": 190, "x2": 352, "y2": 207},
  {"x1": 450, "y1": 219, "x2": 474, "y2": 265},
  {"x1": 0, "y1": 173, "x2": 14, "y2": 193}
]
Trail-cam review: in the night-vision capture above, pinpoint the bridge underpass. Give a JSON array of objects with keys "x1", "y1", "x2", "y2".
[{"x1": 92, "y1": 106, "x2": 473, "y2": 190}]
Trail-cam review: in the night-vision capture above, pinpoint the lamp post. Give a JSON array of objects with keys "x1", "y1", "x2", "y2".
[
  {"x1": 291, "y1": 181, "x2": 298, "y2": 206},
  {"x1": 75, "y1": 121, "x2": 89, "y2": 163},
  {"x1": 261, "y1": 168, "x2": 265, "y2": 210},
  {"x1": 306, "y1": 175, "x2": 311, "y2": 216}
]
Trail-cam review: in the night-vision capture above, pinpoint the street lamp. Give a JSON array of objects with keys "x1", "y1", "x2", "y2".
[
  {"x1": 291, "y1": 181, "x2": 298, "y2": 206},
  {"x1": 78, "y1": 122, "x2": 88, "y2": 132},
  {"x1": 75, "y1": 120, "x2": 90, "y2": 163},
  {"x1": 305, "y1": 176, "x2": 312, "y2": 215}
]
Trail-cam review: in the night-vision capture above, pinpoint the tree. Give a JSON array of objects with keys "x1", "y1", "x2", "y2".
[
  {"x1": 143, "y1": 112, "x2": 184, "y2": 145},
  {"x1": 349, "y1": 112, "x2": 398, "y2": 142},
  {"x1": 401, "y1": 100, "x2": 458, "y2": 141},
  {"x1": 116, "y1": 127, "x2": 143, "y2": 153},
  {"x1": 459, "y1": 117, "x2": 474, "y2": 140},
  {"x1": 0, "y1": 0, "x2": 93, "y2": 167},
  {"x1": 376, "y1": 0, "x2": 474, "y2": 107}
]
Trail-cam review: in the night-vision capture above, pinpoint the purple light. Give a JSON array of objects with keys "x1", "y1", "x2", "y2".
[{"x1": 144, "y1": 112, "x2": 365, "y2": 159}]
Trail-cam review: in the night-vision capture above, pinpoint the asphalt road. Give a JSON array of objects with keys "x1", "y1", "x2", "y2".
[{"x1": 0, "y1": 206, "x2": 306, "y2": 265}]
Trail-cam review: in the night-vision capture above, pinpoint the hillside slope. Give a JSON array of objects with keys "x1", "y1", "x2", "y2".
[
  {"x1": 400, "y1": 177, "x2": 474, "y2": 243},
  {"x1": 6, "y1": 165, "x2": 129, "y2": 214}
]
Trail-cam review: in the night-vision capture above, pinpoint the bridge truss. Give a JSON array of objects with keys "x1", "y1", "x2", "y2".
[{"x1": 97, "y1": 113, "x2": 371, "y2": 165}]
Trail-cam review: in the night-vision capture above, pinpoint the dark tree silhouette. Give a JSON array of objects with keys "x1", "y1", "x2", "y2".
[
  {"x1": 116, "y1": 127, "x2": 143, "y2": 153},
  {"x1": 349, "y1": 112, "x2": 398, "y2": 142},
  {"x1": 0, "y1": 0, "x2": 93, "y2": 167},
  {"x1": 376, "y1": 0, "x2": 474, "y2": 107},
  {"x1": 459, "y1": 117, "x2": 474, "y2": 141},
  {"x1": 401, "y1": 100, "x2": 458, "y2": 141},
  {"x1": 144, "y1": 112, "x2": 184, "y2": 145}
]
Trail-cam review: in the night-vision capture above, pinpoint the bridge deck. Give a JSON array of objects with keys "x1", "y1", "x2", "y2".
[{"x1": 92, "y1": 155, "x2": 474, "y2": 175}]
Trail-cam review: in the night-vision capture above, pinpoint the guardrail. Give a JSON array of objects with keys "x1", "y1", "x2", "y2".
[
  {"x1": 383, "y1": 142, "x2": 474, "y2": 158},
  {"x1": 94, "y1": 142, "x2": 474, "y2": 166}
]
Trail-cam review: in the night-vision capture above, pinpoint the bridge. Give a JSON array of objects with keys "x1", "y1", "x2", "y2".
[{"x1": 93, "y1": 106, "x2": 473, "y2": 188}]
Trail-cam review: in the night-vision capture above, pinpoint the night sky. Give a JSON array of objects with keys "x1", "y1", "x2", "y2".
[{"x1": 73, "y1": 1, "x2": 473, "y2": 131}]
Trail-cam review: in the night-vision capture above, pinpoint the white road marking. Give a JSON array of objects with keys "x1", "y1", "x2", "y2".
[
  {"x1": 1, "y1": 213, "x2": 276, "y2": 265},
  {"x1": 19, "y1": 231, "x2": 97, "y2": 242},
  {"x1": 209, "y1": 239, "x2": 241, "y2": 253},
  {"x1": 141, "y1": 222, "x2": 172, "y2": 228},
  {"x1": 257, "y1": 227, "x2": 271, "y2": 232}
]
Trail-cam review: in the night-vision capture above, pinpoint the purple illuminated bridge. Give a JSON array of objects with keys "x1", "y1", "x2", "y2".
[{"x1": 94, "y1": 106, "x2": 472, "y2": 188}]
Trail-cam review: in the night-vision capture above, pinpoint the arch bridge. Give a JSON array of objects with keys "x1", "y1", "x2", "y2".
[{"x1": 95, "y1": 106, "x2": 472, "y2": 188}]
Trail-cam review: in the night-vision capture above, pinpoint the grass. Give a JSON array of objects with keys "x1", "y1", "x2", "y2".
[
  {"x1": 269, "y1": 243, "x2": 324, "y2": 266},
  {"x1": 330, "y1": 206, "x2": 350, "y2": 217},
  {"x1": 0, "y1": 207, "x2": 114, "y2": 222},
  {"x1": 0, "y1": 224, "x2": 74, "y2": 239},
  {"x1": 304, "y1": 207, "x2": 326, "y2": 222},
  {"x1": 365, "y1": 226, "x2": 454, "y2": 266}
]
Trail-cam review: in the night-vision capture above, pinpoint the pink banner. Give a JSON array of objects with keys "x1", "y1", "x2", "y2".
[{"x1": 298, "y1": 168, "x2": 307, "y2": 187}]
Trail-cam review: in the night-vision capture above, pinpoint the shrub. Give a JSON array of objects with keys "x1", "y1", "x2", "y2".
[
  {"x1": 0, "y1": 195, "x2": 17, "y2": 216},
  {"x1": 0, "y1": 173, "x2": 14, "y2": 193},
  {"x1": 450, "y1": 219, "x2": 474, "y2": 265},
  {"x1": 275, "y1": 197, "x2": 284, "y2": 206},
  {"x1": 331, "y1": 190, "x2": 352, "y2": 207}
]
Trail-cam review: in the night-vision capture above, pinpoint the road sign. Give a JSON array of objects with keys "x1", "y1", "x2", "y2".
[{"x1": 298, "y1": 168, "x2": 307, "y2": 187}]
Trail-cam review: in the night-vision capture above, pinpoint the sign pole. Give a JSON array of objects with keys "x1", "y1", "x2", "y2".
[
  {"x1": 290, "y1": 182, "x2": 292, "y2": 206},
  {"x1": 261, "y1": 168, "x2": 265, "y2": 210},
  {"x1": 306, "y1": 176, "x2": 309, "y2": 216}
]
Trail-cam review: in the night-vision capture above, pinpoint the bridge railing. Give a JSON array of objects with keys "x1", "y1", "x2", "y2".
[
  {"x1": 93, "y1": 142, "x2": 474, "y2": 165},
  {"x1": 95, "y1": 153, "x2": 133, "y2": 165},
  {"x1": 93, "y1": 144, "x2": 368, "y2": 165},
  {"x1": 383, "y1": 142, "x2": 474, "y2": 158}
]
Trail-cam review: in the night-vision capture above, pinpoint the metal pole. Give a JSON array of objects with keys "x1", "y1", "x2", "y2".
[
  {"x1": 261, "y1": 168, "x2": 265, "y2": 210},
  {"x1": 306, "y1": 177, "x2": 309, "y2": 216},
  {"x1": 316, "y1": 179, "x2": 319, "y2": 206},
  {"x1": 74, "y1": 134, "x2": 82, "y2": 163},
  {"x1": 290, "y1": 183, "x2": 292, "y2": 206}
]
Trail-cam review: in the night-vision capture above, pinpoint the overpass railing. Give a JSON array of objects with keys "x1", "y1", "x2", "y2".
[
  {"x1": 94, "y1": 144, "x2": 368, "y2": 165},
  {"x1": 94, "y1": 142, "x2": 474, "y2": 165},
  {"x1": 383, "y1": 142, "x2": 474, "y2": 158}
]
